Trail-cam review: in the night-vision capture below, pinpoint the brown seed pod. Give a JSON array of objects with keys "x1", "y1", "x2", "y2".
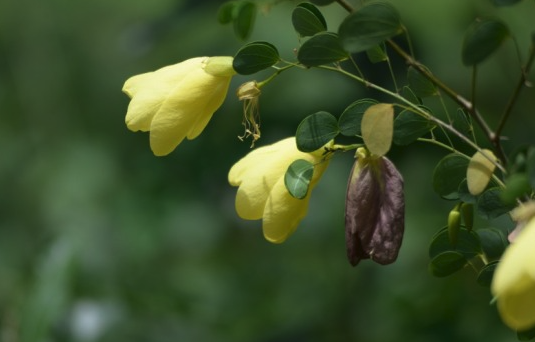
[{"x1": 345, "y1": 153, "x2": 405, "y2": 266}]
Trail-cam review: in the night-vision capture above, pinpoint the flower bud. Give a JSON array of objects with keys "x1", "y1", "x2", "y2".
[
  {"x1": 345, "y1": 149, "x2": 405, "y2": 266},
  {"x1": 448, "y1": 208, "x2": 461, "y2": 246}
]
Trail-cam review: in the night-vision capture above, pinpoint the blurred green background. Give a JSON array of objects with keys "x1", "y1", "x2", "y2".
[{"x1": 1, "y1": 0, "x2": 534, "y2": 341}]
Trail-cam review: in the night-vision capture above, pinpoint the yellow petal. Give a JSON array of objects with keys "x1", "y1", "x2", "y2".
[
  {"x1": 492, "y1": 218, "x2": 535, "y2": 330},
  {"x1": 123, "y1": 58, "x2": 207, "y2": 132},
  {"x1": 263, "y1": 177, "x2": 311, "y2": 243},
  {"x1": 148, "y1": 59, "x2": 232, "y2": 155}
]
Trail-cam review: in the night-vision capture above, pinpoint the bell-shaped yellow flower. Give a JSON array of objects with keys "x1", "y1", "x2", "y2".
[
  {"x1": 228, "y1": 137, "x2": 330, "y2": 243},
  {"x1": 123, "y1": 56, "x2": 236, "y2": 156},
  {"x1": 491, "y1": 217, "x2": 535, "y2": 331}
]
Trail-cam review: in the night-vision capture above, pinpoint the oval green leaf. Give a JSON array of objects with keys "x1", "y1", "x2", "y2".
[
  {"x1": 233, "y1": 41, "x2": 280, "y2": 75},
  {"x1": 467, "y1": 149, "x2": 497, "y2": 195},
  {"x1": 457, "y1": 179, "x2": 478, "y2": 204},
  {"x1": 292, "y1": 2, "x2": 327, "y2": 37},
  {"x1": 338, "y1": 98, "x2": 378, "y2": 136},
  {"x1": 285, "y1": 159, "x2": 315, "y2": 199},
  {"x1": 432, "y1": 154, "x2": 469, "y2": 198},
  {"x1": 477, "y1": 228, "x2": 508, "y2": 260},
  {"x1": 310, "y1": 0, "x2": 335, "y2": 5},
  {"x1": 393, "y1": 109, "x2": 434, "y2": 145},
  {"x1": 297, "y1": 32, "x2": 348, "y2": 67},
  {"x1": 451, "y1": 108, "x2": 472, "y2": 138},
  {"x1": 476, "y1": 261, "x2": 499, "y2": 287},
  {"x1": 401, "y1": 86, "x2": 422, "y2": 105},
  {"x1": 338, "y1": 2, "x2": 403, "y2": 53},
  {"x1": 462, "y1": 18, "x2": 509, "y2": 66},
  {"x1": 366, "y1": 44, "x2": 388, "y2": 63},
  {"x1": 477, "y1": 187, "x2": 515, "y2": 219},
  {"x1": 233, "y1": 1, "x2": 257, "y2": 40},
  {"x1": 407, "y1": 66, "x2": 437, "y2": 97},
  {"x1": 429, "y1": 251, "x2": 467, "y2": 277},
  {"x1": 217, "y1": 1, "x2": 235, "y2": 24},
  {"x1": 361, "y1": 103, "x2": 394, "y2": 157},
  {"x1": 429, "y1": 226, "x2": 482, "y2": 260},
  {"x1": 296, "y1": 111, "x2": 339, "y2": 152}
]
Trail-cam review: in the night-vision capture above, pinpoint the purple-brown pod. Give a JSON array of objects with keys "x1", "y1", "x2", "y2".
[{"x1": 345, "y1": 148, "x2": 405, "y2": 266}]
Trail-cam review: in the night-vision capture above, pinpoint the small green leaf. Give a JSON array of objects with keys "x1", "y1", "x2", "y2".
[
  {"x1": 338, "y1": 98, "x2": 378, "y2": 136},
  {"x1": 492, "y1": 0, "x2": 522, "y2": 6},
  {"x1": 310, "y1": 0, "x2": 335, "y2": 5},
  {"x1": 361, "y1": 103, "x2": 394, "y2": 157},
  {"x1": 477, "y1": 228, "x2": 508, "y2": 260},
  {"x1": 393, "y1": 109, "x2": 434, "y2": 145},
  {"x1": 467, "y1": 149, "x2": 497, "y2": 195},
  {"x1": 296, "y1": 111, "x2": 339, "y2": 152},
  {"x1": 518, "y1": 326, "x2": 535, "y2": 341},
  {"x1": 297, "y1": 32, "x2": 348, "y2": 67},
  {"x1": 407, "y1": 66, "x2": 438, "y2": 97},
  {"x1": 292, "y1": 2, "x2": 327, "y2": 37},
  {"x1": 401, "y1": 86, "x2": 422, "y2": 105},
  {"x1": 339, "y1": 2, "x2": 403, "y2": 53},
  {"x1": 233, "y1": 41, "x2": 280, "y2": 75},
  {"x1": 429, "y1": 226, "x2": 482, "y2": 260},
  {"x1": 527, "y1": 147, "x2": 535, "y2": 188},
  {"x1": 458, "y1": 179, "x2": 478, "y2": 204},
  {"x1": 477, "y1": 187, "x2": 515, "y2": 220},
  {"x1": 501, "y1": 173, "x2": 532, "y2": 205},
  {"x1": 432, "y1": 154, "x2": 469, "y2": 199},
  {"x1": 366, "y1": 44, "x2": 388, "y2": 63},
  {"x1": 429, "y1": 251, "x2": 467, "y2": 277},
  {"x1": 217, "y1": 1, "x2": 236, "y2": 24},
  {"x1": 285, "y1": 159, "x2": 315, "y2": 199},
  {"x1": 462, "y1": 18, "x2": 510, "y2": 66},
  {"x1": 451, "y1": 108, "x2": 472, "y2": 138},
  {"x1": 233, "y1": 1, "x2": 257, "y2": 40},
  {"x1": 476, "y1": 261, "x2": 499, "y2": 287}
]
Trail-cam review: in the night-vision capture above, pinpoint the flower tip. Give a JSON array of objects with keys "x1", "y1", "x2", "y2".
[{"x1": 204, "y1": 56, "x2": 236, "y2": 77}]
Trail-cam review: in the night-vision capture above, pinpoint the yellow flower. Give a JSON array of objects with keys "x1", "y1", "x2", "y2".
[
  {"x1": 123, "y1": 56, "x2": 235, "y2": 156},
  {"x1": 228, "y1": 137, "x2": 330, "y2": 243},
  {"x1": 491, "y1": 217, "x2": 535, "y2": 331}
]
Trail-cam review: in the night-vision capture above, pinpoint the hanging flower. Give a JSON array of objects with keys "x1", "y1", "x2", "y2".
[
  {"x1": 123, "y1": 56, "x2": 236, "y2": 156},
  {"x1": 228, "y1": 137, "x2": 330, "y2": 243},
  {"x1": 491, "y1": 208, "x2": 535, "y2": 331}
]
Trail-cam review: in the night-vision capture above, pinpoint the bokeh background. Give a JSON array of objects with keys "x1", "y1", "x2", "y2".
[{"x1": 1, "y1": 0, "x2": 534, "y2": 341}]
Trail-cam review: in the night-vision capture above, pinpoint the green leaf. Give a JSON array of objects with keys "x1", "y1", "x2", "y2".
[
  {"x1": 292, "y1": 2, "x2": 327, "y2": 37},
  {"x1": 233, "y1": 1, "x2": 257, "y2": 40},
  {"x1": 233, "y1": 41, "x2": 280, "y2": 75},
  {"x1": 527, "y1": 147, "x2": 535, "y2": 189},
  {"x1": 407, "y1": 66, "x2": 437, "y2": 97},
  {"x1": 477, "y1": 228, "x2": 508, "y2": 260},
  {"x1": 429, "y1": 226, "x2": 482, "y2": 260},
  {"x1": 338, "y1": 98, "x2": 378, "y2": 136},
  {"x1": 462, "y1": 18, "x2": 510, "y2": 66},
  {"x1": 492, "y1": 0, "x2": 522, "y2": 6},
  {"x1": 296, "y1": 111, "x2": 339, "y2": 152},
  {"x1": 310, "y1": 0, "x2": 335, "y2": 5},
  {"x1": 501, "y1": 173, "x2": 532, "y2": 205},
  {"x1": 429, "y1": 251, "x2": 468, "y2": 277},
  {"x1": 477, "y1": 187, "x2": 515, "y2": 219},
  {"x1": 401, "y1": 86, "x2": 422, "y2": 105},
  {"x1": 476, "y1": 261, "x2": 499, "y2": 287},
  {"x1": 285, "y1": 159, "x2": 315, "y2": 199},
  {"x1": 518, "y1": 326, "x2": 535, "y2": 341},
  {"x1": 393, "y1": 109, "x2": 434, "y2": 145},
  {"x1": 217, "y1": 1, "x2": 236, "y2": 24},
  {"x1": 339, "y1": 2, "x2": 403, "y2": 53},
  {"x1": 458, "y1": 179, "x2": 478, "y2": 204},
  {"x1": 366, "y1": 44, "x2": 388, "y2": 63},
  {"x1": 432, "y1": 154, "x2": 469, "y2": 199},
  {"x1": 451, "y1": 108, "x2": 472, "y2": 138},
  {"x1": 361, "y1": 103, "x2": 394, "y2": 157},
  {"x1": 297, "y1": 32, "x2": 348, "y2": 67}
]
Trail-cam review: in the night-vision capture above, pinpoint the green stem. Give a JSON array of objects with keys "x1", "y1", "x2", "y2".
[
  {"x1": 494, "y1": 42, "x2": 535, "y2": 142},
  {"x1": 257, "y1": 63, "x2": 297, "y2": 88},
  {"x1": 319, "y1": 65, "x2": 507, "y2": 174},
  {"x1": 335, "y1": 0, "x2": 354, "y2": 12}
]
